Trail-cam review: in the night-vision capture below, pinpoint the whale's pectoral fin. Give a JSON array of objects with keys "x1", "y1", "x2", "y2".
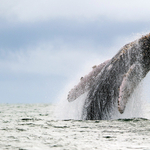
[
  {"x1": 118, "y1": 64, "x2": 142, "y2": 114},
  {"x1": 67, "y1": 60, "x2": 110, "y2": 102}
]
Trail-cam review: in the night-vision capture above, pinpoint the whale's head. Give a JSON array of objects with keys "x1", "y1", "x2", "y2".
[{"x1": 138, "y1": 33, "x2": 150, "y2": 75}]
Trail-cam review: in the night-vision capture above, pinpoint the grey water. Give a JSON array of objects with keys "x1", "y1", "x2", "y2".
[{"x1": 1, "y1": 103, "x2": 150, "y2": 150}]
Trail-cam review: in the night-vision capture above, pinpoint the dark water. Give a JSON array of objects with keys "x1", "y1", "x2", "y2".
[{"x1": 0, "y1": 104, "x2": 150, "y2": 150}]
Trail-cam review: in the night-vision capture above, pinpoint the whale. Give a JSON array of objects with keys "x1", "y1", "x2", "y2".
[{"x1": 67, "y1": 33, "x2": 150, "y2": 120}]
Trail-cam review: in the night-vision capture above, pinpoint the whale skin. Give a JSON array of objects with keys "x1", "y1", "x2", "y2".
[{"x1": 67, "y1": 33, "x2": 150, "y2": 120}]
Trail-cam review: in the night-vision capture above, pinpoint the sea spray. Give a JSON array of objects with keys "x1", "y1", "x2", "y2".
[
  {"x1": 112, "y1": 82, "x2": 144, "y2": 119},
  {"x1": 55, "y1": 81, "x2": 148, "y2": 120},
  {"x1": 55, "y1": 92, "x2": 88, "y2": 120},
  {"x1": 56, "y1": 33, "x2": 150, "y2": 120}
]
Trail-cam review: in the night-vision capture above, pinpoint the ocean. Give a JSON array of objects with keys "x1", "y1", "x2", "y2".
[{"x1": 0, "y1": 102, "x2": 150, "y2": 150}]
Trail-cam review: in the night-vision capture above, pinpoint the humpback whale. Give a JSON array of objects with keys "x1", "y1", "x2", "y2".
[{"x1": 67, "y1": 33, "x2": 150, "y2": 120}]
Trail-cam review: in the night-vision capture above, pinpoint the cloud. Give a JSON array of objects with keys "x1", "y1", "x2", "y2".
[
  {"x1": 0, "y1": 41, "x2": 109, "y2": 78},
  {"x1": 0, "y1": 29, "x2": 149, "y2": 103},
  {"x1": 0, "y1": 31, "x2": 146, "y2": 78},
  {"x1": 0, "y1": 41, "x2": 110, "y2": 103},
  {"x1": 1, "y1": 0, "x2": 150, "y2": 103},
  {"x1": 1, "y1": 18, "x2": 149, "y2": 51},
  {"x1": 1, "y1": 0, "x2": 150, "y2": 23}
]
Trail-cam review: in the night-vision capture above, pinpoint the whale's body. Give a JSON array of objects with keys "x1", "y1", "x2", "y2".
[{"x1": 67, "y1": 34, "x2": 150, "y2": 120}]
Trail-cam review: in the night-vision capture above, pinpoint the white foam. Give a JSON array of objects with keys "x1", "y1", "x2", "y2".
[
  {"x1": 112, "y1": 81, "x2": 150, "y2": 120},
  {"x1": 55, "y1": 92, "x2": 88, "y2": 120}
]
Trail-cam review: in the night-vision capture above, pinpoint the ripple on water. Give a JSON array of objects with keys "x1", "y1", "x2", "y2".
[{"x1": 0, "y1": 104, "x2": 150, "y2": 150}]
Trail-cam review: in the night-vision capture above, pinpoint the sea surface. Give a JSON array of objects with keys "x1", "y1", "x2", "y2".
[{"x1": 0, "y1": 103, "x2": 150, "y2": 150}]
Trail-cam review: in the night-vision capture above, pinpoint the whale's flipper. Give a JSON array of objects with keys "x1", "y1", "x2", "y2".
[
  {"x1": 67, "y1": 60, "x2": 110, "y2": 102},
  {"x1": 118, "y1": 64, "x2": 142, "y2": 114}
]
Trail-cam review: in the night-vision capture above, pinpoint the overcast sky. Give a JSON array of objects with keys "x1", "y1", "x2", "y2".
[{"x1": 1, "y1": 0, "x2": 150, "y2": 103}]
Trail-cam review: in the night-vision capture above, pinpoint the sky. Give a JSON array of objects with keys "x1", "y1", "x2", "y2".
[{"x1": 1, "y1": 0, "x2": 150, "y2": 103}]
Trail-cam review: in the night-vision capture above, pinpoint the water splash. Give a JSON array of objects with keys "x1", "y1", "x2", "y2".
[
  {"x1": 112, "y1": 82, "x2": 144, "y2": 119},
  {"x1": 55, "y1": 92, "x2": 87, "y2": 120},
  {"x1": 56, "y1": 33, "x2": 150, "y2": 120},
  {"x1": 56, "y1": 81, "x2": 149, "y2": 120}
]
